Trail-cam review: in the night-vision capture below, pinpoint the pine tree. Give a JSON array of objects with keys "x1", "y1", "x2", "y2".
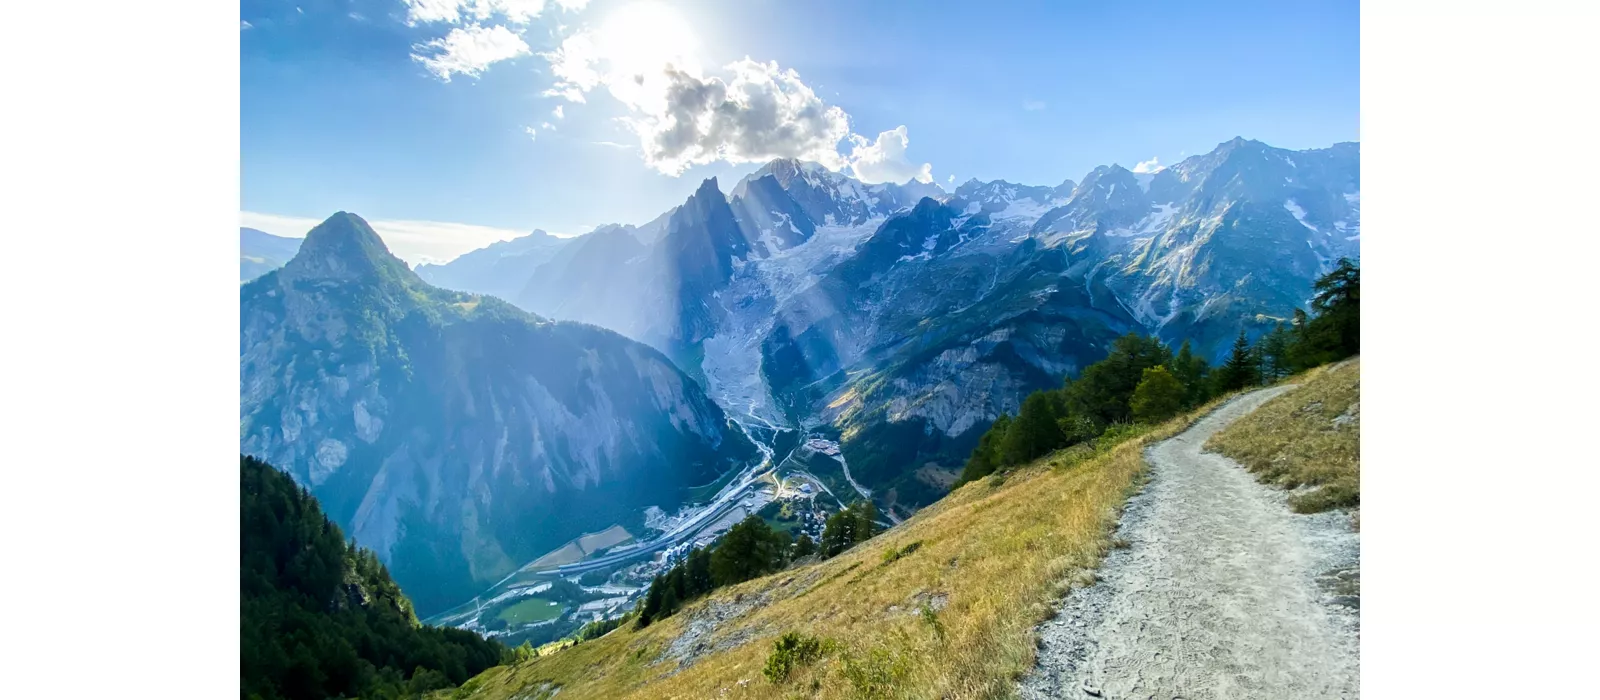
[
  {"x1": 854, "y1": 500, "x2": 878, "y2": 542},
  {"x1": 819, "y1": 500, "x2": 878, "y2": 559},
  {"x1": 1213, "y1": 330, "x2": 1262, "y2": 394},
  {"x1": 1257, "y1": 323, "x2": 1293, "y2": 381},
  {"x1": 635, "y1": 575, "x2": 664, "y2": 628},
  {"x1": 1062, "y1": 333, "x2": 1172, "y2": 425},
  {"x1": 685, "y1": 547, "x2": 713, "y2": 597},
  {"x1": 710, "y1": 516, "x2": 788, "y2": 586},
  {"x1": 792, "y1": 533, "x2": 817, "y2": 559},
  {"x1": 1169, "y1": 340, "x2": 1210, "y2": 408},
  {"x1": 999, "y1": 391, "x2": 1064, "y2": 466},
  {"x1": 956, "y1": 413, "x2": 1011, "y2": 485},
  {"x1": 659, "y1": 584, "x2": 679, "y2": 618}
]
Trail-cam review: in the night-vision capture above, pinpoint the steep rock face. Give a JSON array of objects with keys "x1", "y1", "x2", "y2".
[{"x1": 240, "y1": 212, "x2": 756, "y2": 615}]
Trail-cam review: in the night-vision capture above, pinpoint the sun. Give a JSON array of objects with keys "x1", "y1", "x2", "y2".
[{"x1": 597, "y1": 1, "x2": 701, "y2": 79}]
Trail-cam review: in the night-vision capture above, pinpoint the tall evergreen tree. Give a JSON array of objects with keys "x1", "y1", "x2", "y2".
[
  {"x1": 820, "y1": 500, "x2": 878, "y2": 558},
  {"x1": 1256, "y1": 323, "x2": 1294, "y2": 381},
  {"x1": 685, "y1": 546, "x2": 714, "y2": 597},
  {"x1": 709, "y1": 516, "x2": 789, "y2": 586},
  {"x1": 999, "y1": 391, "x2": 1064, "y2": 466},
  {"x1": 635, "y1": 574, "x2": 664, "y2": 628},
  {"x1": 1169, "y1": 340, "x2": 1211, "y2": 408},
  {"x1": 1063, "y1": 333, "x2": 1173, "y2": 426},
  {"x1": 792, "y1": 533, "x2": 817, "y2": 559},
  {"x1": 1213, "y1": 330, "x2": 1262, "y2": 394}
]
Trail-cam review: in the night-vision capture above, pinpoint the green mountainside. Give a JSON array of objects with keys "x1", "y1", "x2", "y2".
[{"x1": 241, "y1": 455, "x2": 505, "y2": 700}]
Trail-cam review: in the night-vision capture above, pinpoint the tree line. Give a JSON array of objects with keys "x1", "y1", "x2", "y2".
[
  {"x1": 634, "y1": 501, "x2": 880, "y2": 629},
  {"x1": 957, "y1": 258, "x2": 1359, "y2": 485},
  {"x1": 240, "y1": 455, "x2": 506, "y2": 700}
]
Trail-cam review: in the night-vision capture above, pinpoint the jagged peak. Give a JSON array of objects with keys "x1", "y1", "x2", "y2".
[{"x1": 694, "y1": 176, "x2": 722, "y2": 198}]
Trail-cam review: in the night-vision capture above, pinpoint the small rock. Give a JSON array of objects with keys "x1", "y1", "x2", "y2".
[{"x1": 1081, "y1": 680, "x2": 1102, "y2": 697}]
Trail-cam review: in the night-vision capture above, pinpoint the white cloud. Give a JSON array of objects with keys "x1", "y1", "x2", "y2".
[
  {"x1": 402, "y1": 0, "x2": 560, "y2": 26},
  {"x1": 551, "y1": 105, "x2": 564, "y2": 119},
  {"x1": 846, "y1": 126, "x2": 932, "y2": 184},
  {"x1": 538, "y1": 2, "x2": 932, "y2": 179},
  {"x1": 1132, "y1": 156, "x2": 1164, "y2": 173},
  {"x1": 241, "y1": 211, "x2": 530, "y2": 266},
  {"x1": 1023, "y1": 99, "x2": 1046, "y2": 111},
  {"x1": 630, "y1": 60, "x2": 853, "y2": 175},
  {"x1": 412, "y1": 24, "x2": 530, "y2": 82},
  {"x1": 541, "y1": 121, "x2": 556, "y2": 130},
  {"x1": 241, "y1": 20, "x2": 252, "y2": 30},
  {"x1": 524, "y1": 125, "x2": 538, "y2": 141},
  {"x1": 592, "y1": 141, "x2": 632, "y2": 149}
]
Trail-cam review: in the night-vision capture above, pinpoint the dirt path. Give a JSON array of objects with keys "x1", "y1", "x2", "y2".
[{"x1": 1021, "y1": 386, "x2": 1360, "y2": 700}]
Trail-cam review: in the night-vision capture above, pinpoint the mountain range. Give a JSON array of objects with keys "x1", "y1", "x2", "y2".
[
  {"x1": 239, "y1": 212, "x2": 756, "y2": 613},
  {"x1": 239, "y1": 136, "x2": 1358, "y2": 610},
  {"x1": 411, "y1": 137, "x2": 1359, "y2": 513}
]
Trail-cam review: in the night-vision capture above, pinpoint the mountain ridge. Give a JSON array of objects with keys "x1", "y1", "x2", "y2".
[{"x1": 240, "y1": 212, "x2": 759, "y2": 614}]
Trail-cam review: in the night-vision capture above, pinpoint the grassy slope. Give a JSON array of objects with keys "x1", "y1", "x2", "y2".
[
  {"x1": 1206, "y1": 357, "x2": 1361, "y2": 514},
  {"x1": 444, "y1": 398, "x2": 1238, "y2": 700}
]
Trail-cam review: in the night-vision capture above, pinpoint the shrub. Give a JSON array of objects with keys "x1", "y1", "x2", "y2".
[
  {"x1": 881, "y1": 540, "x2": 923, "y2": 565},
  {"x1": 841, "y1": 647, "x2": 911, "y2": 699},
  {"x1": 762, "y1": 632, "x2": 827, "y2": 684}
]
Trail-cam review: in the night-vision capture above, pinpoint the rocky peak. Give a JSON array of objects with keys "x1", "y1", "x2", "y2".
[
  {"x1": 1052, "y1": 178, "x2": 1078, "y2": 201},
  {"x1": 282, "y1": 212, "x2": 417, "y2": 286}
]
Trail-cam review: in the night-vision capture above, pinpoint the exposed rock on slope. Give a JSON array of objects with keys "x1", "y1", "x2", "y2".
[{"x1": 239, "y1": 212, "x2": 756, "y2": 614}]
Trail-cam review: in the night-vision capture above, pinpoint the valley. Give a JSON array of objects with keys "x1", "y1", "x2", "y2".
[{"x1": 240, "y1": 136, "x2": 1360, "y2": 648}]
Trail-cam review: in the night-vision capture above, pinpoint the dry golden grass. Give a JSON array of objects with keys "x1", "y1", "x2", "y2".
[
  {"x1": 1206, "y1": 357, "x2": 1361, "y2": 514},
  {"x1": 446, "y1": 398, "x2": 1239, "y2": 700}
]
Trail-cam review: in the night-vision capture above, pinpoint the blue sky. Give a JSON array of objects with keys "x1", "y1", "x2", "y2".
[{"x1": 242, "y1": 0, "x2": 1358, "y2": 263}]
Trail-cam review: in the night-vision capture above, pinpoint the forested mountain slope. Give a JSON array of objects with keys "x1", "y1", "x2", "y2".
[{"x1": 241, "y1": 455, "x2": 504, "y2": 700}]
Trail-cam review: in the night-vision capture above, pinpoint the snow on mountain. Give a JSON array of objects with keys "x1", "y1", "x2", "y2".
[{"x1": 413, "y1": 138, "x2": 1359, "y2": 521}]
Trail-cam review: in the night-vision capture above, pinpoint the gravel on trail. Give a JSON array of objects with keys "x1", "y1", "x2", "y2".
[{"x1": 1020, "y1": 386, "x2": 1360, "y2": 700}]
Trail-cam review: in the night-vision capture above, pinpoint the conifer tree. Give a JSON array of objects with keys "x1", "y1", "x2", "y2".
[
  {"x1": 1062, "y1": 333, "x2": 1172, "y2": 425},
  {"x1": 685, "y1": 547, "x2": 713, "y2": 597},
  {"x1": 1213, "y1": 330, "x2": 1262, "y2": 393},
  {"x1": 1257, "y1": 323, "x2": 1294, "y2": 381},
  {"x1": 999, "y1": 391, "x2": 1064, "y2": 466},
  {"x1": 957, "y1": 413, "x2": 1012, "y2": 485},
  {"x1": 792, "y1": 533, "x2": 817, "y2": 559},
  {"x1": 1169, "y1": 340, "x2": 1211, "y2": 408},
  {"x1": 820, "y1": 500, "x2": 878, "y2": 558}
]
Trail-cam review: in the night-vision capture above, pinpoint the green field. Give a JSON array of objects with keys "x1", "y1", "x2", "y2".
[{"x1": 497, "y1": 598, "x2": 565, "y2": 625}]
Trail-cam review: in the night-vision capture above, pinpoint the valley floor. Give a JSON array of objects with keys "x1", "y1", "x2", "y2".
[{"x1": 1021, "y1": 386, "x2": 1361, "y2": 699}]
